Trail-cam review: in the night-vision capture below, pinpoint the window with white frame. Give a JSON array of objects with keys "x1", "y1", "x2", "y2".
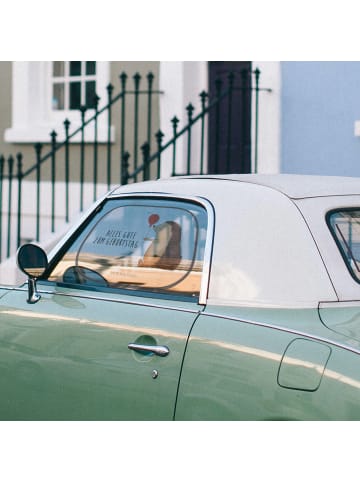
[
  {"x1": 5, "y1": 61, "x2": 111, "y2": 143},
  {"x1": 52, "y1": 61, "x2": 97, "y2": 111}
]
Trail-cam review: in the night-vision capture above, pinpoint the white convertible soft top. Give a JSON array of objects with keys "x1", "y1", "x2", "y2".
[
  {"x1": 113, "y1": 173, "x2": 360, "y2": 199},
  {"x1": 167, "y1": 173, "x2": 360, "y2": 199}
]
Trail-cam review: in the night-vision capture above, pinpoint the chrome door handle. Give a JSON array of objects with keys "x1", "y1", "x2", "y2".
[{"x1": 128, "y1": 343, "x2": 170, "y2": 357}]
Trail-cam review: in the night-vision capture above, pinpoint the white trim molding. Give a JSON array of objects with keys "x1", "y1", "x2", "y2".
[
  {"x1": 252, "y1": 61, "x2": 281, "y2": 174},
  {"x1": 354, "y1": 121, "x2": 360, "y2": 137},
  {"x1": 5, "y1": 61, "x2": 111, "y2": 143}
]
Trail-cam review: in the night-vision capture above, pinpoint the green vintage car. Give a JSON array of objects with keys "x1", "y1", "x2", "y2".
[{"x1": 1, "y1": 173, "x2": 360, "y2": 420}]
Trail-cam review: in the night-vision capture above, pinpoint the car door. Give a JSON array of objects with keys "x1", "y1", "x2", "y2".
[{"x1": 0, "y1": 195, "x2": 211, "y2": 421}]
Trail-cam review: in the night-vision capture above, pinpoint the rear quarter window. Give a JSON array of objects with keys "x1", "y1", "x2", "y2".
[{"x1": 327, "y1": 208, "x2": 360, "y2": 283}]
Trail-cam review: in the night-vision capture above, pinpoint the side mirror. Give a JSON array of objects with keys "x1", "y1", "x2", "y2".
[{"x1": 17, "y1": 244, "x2": 48, "y2": 304}]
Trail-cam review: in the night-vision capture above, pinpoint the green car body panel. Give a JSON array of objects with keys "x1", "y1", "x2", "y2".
[
  {"x1": 0, "y1": 285, "x2": 200, "y2": 420},
  {"x1": 1, "y1": 174, "x2": 360, "y2": 420},
  {"x1": 175, "y1": 306, "x2": 360, "y2": 420},
  {"x1": 1, "y1": 289, "x2": 360, "y2": 420}
]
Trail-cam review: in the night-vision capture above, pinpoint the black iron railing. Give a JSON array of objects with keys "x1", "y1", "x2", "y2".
[
  {"x1": 121, "y1": 68, "x2": 271, "y2": 184},
  {"x1": 0, "y1": 71, "x2": 162, "y2": 262},
  {"x1": 0, "y1": 67, "x2": 270, "y2": 262}
]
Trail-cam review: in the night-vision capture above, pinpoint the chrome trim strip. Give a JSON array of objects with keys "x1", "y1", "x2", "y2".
[
  {"x1": 11, "y1": 286, "x2": 202, "y2": 315},
  {"x1": 197, "y1": 198, "x2": 215, "y2": 305},
  {"x1": 202, "y1": 311, "x2": 360, "y2": 356}
]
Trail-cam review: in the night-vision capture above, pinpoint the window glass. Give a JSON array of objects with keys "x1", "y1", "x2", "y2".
[
  {"x1": 48, "y1": 198, "x2": 208, "y2": 299},
  {"x1": 85, "y1": 81, "x2": 96, "y2": 108},
  {"x1": 70, "y1": 61, "x2": 81, "y2": 76},
  {"x1": 52, "y1": 83, "x2": 64, "y2": 110},
  {"x1": 53, "y1": 61, "x2": 64, "y2": 77},
  {"x1": 70, "y1": 82, "x2": 81, "y2": 109},
  {"x1": 86, "y1": 61, "x2": 96, "y2": 75},
  {"x1": 328, "y1": 209, "x2": 360, "y2": 282}
]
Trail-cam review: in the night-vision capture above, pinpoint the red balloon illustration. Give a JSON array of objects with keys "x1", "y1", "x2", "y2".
[{"x1": 148, "y1": 214, "x2": 160, "y2": 226}]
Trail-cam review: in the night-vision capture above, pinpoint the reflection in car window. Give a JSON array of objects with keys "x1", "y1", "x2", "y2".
[
  {"x1": 48, "y1": 198, "x2": 208, "y2": 298},
  {"x1": 328, "y1": 209, "x2": 360, "y2": 282}
]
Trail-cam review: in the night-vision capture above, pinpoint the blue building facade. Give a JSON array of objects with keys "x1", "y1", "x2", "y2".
[{"x1": 280, "y1": 61, "x2": 360, "y2": 176}]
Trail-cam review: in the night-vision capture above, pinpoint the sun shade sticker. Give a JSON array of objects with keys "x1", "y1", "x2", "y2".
[
  {"x1": 48, "y1": 199, "x2": 208, "y2": 298},
  {"x1": 328, "y1": 209, "x2": 360, "y2": 282}
]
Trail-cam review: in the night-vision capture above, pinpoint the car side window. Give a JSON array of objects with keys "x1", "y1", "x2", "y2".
[
  {"x1": 47, "y1": 197, "x2": 208, "y2": 299},
  {"x1": 327, "y1": 208, "x2": 360, "y2": 283}
]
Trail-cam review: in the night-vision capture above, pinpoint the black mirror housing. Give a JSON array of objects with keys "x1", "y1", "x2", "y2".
[
  {"x1": 17, "y1": 244, "x2": 48, "y2": 278},
  {"x1": 17, "y1": 244, "x2": 48, "y2": 303}
]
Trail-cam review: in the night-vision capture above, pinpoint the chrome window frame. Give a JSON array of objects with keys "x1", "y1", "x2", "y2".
[
  {"x1": 326, "y1": 207, "x2": 360, "y2": 285},
  {"x1": 47, "y1": 192, "x2": 215, "y2": 305}
]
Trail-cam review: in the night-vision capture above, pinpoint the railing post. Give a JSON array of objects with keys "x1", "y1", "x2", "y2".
[
  {"x1": 171, "y1": 116, "x2": 179, "y2": 176},
  {"x1": 141, "y1": 142, "x2": 150, "y2": 181},
  {"x1": 121, "y1": 151, "x2": 130, "y2": 185},
  {"x1": 0, "y1": 156, "x2": 3, "y2": 261},
  {"x1": 79, "y1": 105, "x2": 87, "y2": 212},
  {"x1": 34, "y1": 143, "x2": 42, "y2": 242},
  {"x1": 133, "y1": 73, "x2": 141, "y2": 182},
  {"x1": 93, "y1": 93, "x2": 100, "y2": 201},
  {"x1": 106, "y1": 83, "x2": 114, "y2": 190},
  {"x1": 226, "y1": 72, "x2": 234, "y2": 173},
  {"x1": 155, "y1": 130, "x2": 164, "y2": 179},
  {"x1": 16, "y1": 152, "x2": 23, "y2": 249},
  {"x1": 147, "y1": 72, "x2": 154, "y2": 150},
  {"x1": 120, "y1": 72, "x2": 127, "y2": 181},
  {"x1": 186, "y1": 103, "x2": 194, "y2": 175},
  {"x1": 6, "y1": 155, "x2": 14, "y2": 258},
  {"x1": 50, "y1": 130, "x2": 57, "y2": 232},
  {"x1": 64, "y1": 118, "x2": 70, "y2": 223},
  {"x1": 199, "y1": 91, "x2": 208, "y2": 175}
]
